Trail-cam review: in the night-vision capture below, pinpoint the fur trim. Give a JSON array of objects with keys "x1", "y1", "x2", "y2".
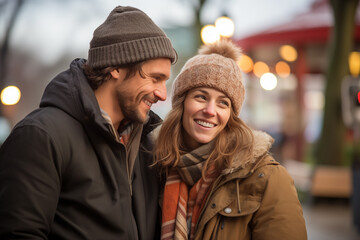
[
  {"x1": 252, "y1": 130, "x2": 274, "y2": 158},
  {"x1": 222, "y1": 130, "x2": 274, "y2": 175}
]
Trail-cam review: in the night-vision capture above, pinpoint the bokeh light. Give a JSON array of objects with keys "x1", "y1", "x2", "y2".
[
  {"x1": 349, "y1": 51, "x2": 360, "y2": 77},
  {"x1": 238, "y1": 54, "x2": 254, "y2": 73},
  {"x1": 215, "y1": 16, "x2": 235, "y2": 38},
  {"x1": 253, "y1": 61, "x2": 269, "y2": 78},
  {"x1": 279, "y1": 45, "x2": 298, "y2": 62},
  {"x1": 1, "y1": 86, "x2": 21, "y2": 105},
  {"x1": 260, "y1": 73, "x2": 278, "y2": 90},
  {"x1": 201, "y1": 25, "x2": 220, "y2": 44},
  {"x1": 275, "y1": 61, "x2": 291, "y2": 77}
]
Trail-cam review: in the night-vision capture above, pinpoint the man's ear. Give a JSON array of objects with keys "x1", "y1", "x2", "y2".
[{"x1": 110, "y1": 69, "x2": 120, "y2": 79}]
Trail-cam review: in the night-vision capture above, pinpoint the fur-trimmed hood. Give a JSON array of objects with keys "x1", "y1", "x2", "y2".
[{"x1": 221, "y1": 130, "x2": 274, "y2": 175}]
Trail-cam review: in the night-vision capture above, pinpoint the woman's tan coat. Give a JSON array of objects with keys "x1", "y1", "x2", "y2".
[{"x1": 194, "y1": 131, "x2": 307, "y2": 240}]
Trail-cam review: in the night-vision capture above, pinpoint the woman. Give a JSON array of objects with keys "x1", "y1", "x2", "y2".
[{"x1": 153, "y1": 40, "x2": 307, "y2": 240}]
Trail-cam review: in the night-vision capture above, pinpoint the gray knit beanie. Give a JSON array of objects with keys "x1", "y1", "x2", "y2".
[
  {"x1": 87, "y1": 6, "x2": 177, "y2": 68},
  {"x1": 172, "y1": 40, "x2": 245, "y2": 115}
]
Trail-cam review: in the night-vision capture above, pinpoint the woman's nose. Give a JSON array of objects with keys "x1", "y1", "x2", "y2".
[{"x1": 203, "y1": 102, "x2": 216, "y2": 116}]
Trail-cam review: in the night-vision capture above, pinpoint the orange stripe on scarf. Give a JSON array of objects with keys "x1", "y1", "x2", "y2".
[
  {"x1": 161, "y1": 167, "x2": 217, "y2": 240},
  {"x1": 161, "y1": 170, "x2": 188, "y2": 240}
]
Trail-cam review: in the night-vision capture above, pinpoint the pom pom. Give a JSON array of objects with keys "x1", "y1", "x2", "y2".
[{"x1": 198, "y1": 40, "x2": 242, "y2": 62}]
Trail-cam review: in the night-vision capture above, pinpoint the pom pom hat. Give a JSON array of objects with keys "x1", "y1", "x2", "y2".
[{"x1": 172, "y1": 40, "x2": 245, "y2": 115}]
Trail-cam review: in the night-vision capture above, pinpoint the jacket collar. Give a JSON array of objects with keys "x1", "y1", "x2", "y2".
[{"x1": 141, "y1": 110, "x2": 162, "y2": 140}]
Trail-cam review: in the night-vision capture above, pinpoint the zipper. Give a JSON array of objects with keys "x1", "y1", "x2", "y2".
[
  {"x1": 195, "y1": 174, "x2": 223, "y2": 232},
  {"x1": 195, "y1": 170, "x2": 253, "y2": 234},
  {"x1": 124, "y1": 145, "x2": 132, "y2": 196},
  {"x1": 213, "y1": 215, "x2": 225, "y2": 239},
  {"x1": 118, "y1": 142, "x2": 132, "y2": 196}
]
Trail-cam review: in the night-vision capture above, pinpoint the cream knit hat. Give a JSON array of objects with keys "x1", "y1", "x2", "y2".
[{"x1": 172, "y1": 40, "x2": 245, "y2": 115}]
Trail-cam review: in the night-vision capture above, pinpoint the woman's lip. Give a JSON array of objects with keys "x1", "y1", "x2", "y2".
[{"x1": 195, "y1": 119, "x2": 216, "y2": 128}]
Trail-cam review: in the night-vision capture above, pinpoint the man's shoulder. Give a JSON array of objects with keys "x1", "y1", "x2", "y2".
[
  {"x1": 10, "y1": 107, "x2": 83, "y2": 147},
  {"x1": 16, "y1": 107, "x2": 78, "y2": 129}
]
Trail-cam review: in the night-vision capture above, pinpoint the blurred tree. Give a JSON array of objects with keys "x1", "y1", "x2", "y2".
[
  {"x1": 315, "y1": 0, "x2": 360, "y2": 165},
  {"x1": 0, "y1": 0, "x2": 24, "y2": 89},
  {"x1": 180, "y1": 0, "x2": 208, "y2": 47},
  {"x1": 190, "y1": 0, "x2": 207, "y2": 47},
  {"x1": 0, "y1": 0, "x2": 24, "y2": 122}
]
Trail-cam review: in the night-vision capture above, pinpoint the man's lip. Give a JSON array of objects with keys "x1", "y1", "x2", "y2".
[
  {"x1": 143, "y1": 96, "x2": 157, "y2": 107},
  {"x1": 144, "y1": 99, "x2": 152, "y2": 107}
]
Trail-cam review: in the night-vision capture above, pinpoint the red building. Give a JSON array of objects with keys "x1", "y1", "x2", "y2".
[{"x1": 234, "y1": 0, "x2": 360, "y2": 163}]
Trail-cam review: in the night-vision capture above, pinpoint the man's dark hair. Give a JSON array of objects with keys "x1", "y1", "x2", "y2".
[{"x1": 83, "y1": 61, "x2": 145, "y2": 90}]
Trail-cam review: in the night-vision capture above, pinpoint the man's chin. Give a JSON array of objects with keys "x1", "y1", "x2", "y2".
[
  {"x1": 132, "y1": 111, "x2": 150, "y2": 124},
  {"x1": 122, "y1": 107, "x2": 150, "y2": 124},
  {"x1": 140, "y1": 110, "x2": 150, "y2": 124}
]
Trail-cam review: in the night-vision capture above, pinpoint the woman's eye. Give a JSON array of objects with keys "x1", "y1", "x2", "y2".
[
  {"x1": 195, "y1": 94, "x2": 206, "y2": 100},
  {"x1": 219, "y1": 100, "x2": 230, "y2": 107}
]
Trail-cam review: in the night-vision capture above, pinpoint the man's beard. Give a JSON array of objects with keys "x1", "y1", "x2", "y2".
[{"x1": 117, "y1": 91, "x2": 149, "y2": 124}]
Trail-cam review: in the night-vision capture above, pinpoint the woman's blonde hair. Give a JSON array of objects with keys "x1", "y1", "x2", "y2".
[{"x1": 153, "y1": 91, "x2": 254, "y2": 177}]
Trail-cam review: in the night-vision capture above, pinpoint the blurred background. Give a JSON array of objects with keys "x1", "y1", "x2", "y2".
[{"x1": 1, "y1": 0, "x2": 360, "y2": 239}]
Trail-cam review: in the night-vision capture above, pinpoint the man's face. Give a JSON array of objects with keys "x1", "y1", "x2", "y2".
[{"x1": 115, "y1": 58, "x2": 171, "y2": 124}]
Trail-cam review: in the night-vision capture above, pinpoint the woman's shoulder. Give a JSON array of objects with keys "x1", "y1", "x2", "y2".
[
  {"x1": 225, "y1": 153, "x2": 292, "y2": 189},
  {"x1": 247, "y1": 156, "x2": 297, "y2": 197}
]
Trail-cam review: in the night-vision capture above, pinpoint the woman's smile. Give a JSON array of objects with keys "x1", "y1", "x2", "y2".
[{"x1": 182, "y1": 87, "x2": 231, "y2": 150}]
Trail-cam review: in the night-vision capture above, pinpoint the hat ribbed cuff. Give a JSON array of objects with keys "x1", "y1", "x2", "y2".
[{"x1": 88, "y1": 36, "x2": 176, "y2": 68}]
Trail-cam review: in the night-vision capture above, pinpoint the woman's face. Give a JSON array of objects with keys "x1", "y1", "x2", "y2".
[{"x1": 182, "y1": 87, "x2": 231, "y2": 150}]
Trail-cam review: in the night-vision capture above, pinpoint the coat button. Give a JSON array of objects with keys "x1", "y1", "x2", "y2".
[
  {"x1": 224, "y1": 207, "x2": 232, "y2": 214},
  {"x1": 211, "y1": 203, "x2": 216, "y2": 208}
]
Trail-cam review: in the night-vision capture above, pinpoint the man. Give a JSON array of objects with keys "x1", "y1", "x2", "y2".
[{"x1": 0, "y1": 5, "x2": 177, "y2": 239}]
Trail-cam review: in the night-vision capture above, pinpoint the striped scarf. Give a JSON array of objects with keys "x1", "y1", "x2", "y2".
[{"x1": 161, "y1": 142, "x2": 218, "y2": 240}]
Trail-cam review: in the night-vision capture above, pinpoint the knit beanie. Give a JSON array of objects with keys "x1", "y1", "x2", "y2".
[
  {"x1": 172, "y1": 40, "x2": 245, "y2": 115},
  {"x1": 87, "y1": 6, "x2": 177, "y2": 68}
]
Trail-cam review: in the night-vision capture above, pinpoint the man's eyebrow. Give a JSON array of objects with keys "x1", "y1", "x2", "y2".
[{"x1": 148, "y1": 72, "x2": 169, "y2": 79}]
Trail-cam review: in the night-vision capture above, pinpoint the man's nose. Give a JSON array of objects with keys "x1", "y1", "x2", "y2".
[{"x1": 154, "y1": 81, "x2": 167, "y2": 101}]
